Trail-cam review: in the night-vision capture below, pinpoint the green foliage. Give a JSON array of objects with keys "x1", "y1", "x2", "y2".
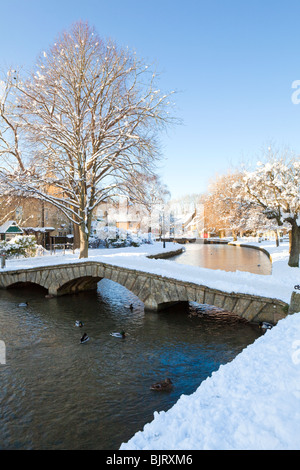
[{"x1": 0, "y1": 235, "x2": 37, "y2": 258}]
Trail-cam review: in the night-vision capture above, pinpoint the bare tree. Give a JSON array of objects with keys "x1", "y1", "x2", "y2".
[
  {"x1": 0, "y1": 21, "x2": 176, "y2": 258},
  {"x1": 0, "y1": 69, "x2": 26, "y2": 173}
]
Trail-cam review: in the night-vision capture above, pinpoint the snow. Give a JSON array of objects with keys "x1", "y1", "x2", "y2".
[
  {"x1": 120, "y1": 311, "x2": 300, "y2": 450},
  {"x1": 1, "y1": 237, "x2": 299, "y2": 449},
  {"x1": 23, "y1": 226, "x2": 55, "y2": 232}
]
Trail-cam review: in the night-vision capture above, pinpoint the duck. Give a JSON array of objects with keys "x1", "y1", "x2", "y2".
[
  {"x1": 75, "y1": 321, "x2": 84, "y2": 327},
  {"x1": 80, "y1": 333, "x2": 89, "y2": 344},
  {"x1": 150, "y1": 378, "x2": 173, "y2": 391},
  {"x1": 110, "y1": 331, "x2": 126, "y2": 338},
  {"x1": 18, "y1": 302, "x2": 28, "y2": 307},
  {"x1": 259, "y1": 321, "x2": 273, "y2": 331}
]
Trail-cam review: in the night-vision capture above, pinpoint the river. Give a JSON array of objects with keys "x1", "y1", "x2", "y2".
[
  {"x1": 169, "y1": 242, "x2": 272, "y2": 275},
  {"x1": 0, "y1": 244, "x2": 265, "y2": 449}
]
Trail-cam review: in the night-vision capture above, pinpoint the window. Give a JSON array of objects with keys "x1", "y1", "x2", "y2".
[{"x1": 15, "y1": 206, "x2": 23, "y2": 219}]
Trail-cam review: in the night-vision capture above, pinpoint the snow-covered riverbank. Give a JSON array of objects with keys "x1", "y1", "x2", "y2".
[{"x1": 120, "y1": 310, "x2": 300, "y2": 450}]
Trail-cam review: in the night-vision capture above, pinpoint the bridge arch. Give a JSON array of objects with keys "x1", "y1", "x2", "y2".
[
  {"x1": 56, "y1": 276, "x2": 103, "y2": 295},
  {"x1": 7, "y1": 281, "x2": 48, "y2": 293}
]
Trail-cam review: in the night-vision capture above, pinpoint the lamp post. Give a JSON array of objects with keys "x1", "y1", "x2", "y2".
[{"x1": 162, "y1": 205, "x2": 166, "y2": 248}]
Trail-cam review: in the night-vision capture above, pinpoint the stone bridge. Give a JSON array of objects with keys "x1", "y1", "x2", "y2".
[{"x1": 0, "y1": 260, "x2": 289, "y2": 325}]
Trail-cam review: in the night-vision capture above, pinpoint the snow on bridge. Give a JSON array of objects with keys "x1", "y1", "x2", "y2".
[{"x1": 0, "y1": 251, "x2": 289, "y2": 325}]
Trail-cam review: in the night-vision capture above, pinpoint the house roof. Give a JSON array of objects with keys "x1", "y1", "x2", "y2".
[
  {"x1": 0, "y1": 220, "x2": 23, "y2": 234},
  {"x1": 23, "y1": 226, "x2": 55, "y2": 233}
]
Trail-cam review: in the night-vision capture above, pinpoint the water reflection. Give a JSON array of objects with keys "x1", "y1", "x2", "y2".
[
  {"x1": 170, "y1": 243, "x2": 272, "y2": 275},
  {"x1": 0, "y1": 279, "x2": 261, "y2": 450}
]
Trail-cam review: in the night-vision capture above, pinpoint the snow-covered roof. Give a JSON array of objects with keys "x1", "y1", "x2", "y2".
[
  {"x1": 0, "y1": 220, "x2": 23, "y2": 234},
  {"x1": 23, "y1": 227, "x2": 55, "y2": 233},
  {"x1": 171, "y1": 212, "x2": 196, "y2": 228}
]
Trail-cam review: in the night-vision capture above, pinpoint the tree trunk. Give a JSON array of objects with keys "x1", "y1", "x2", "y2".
[
  {"x1": 232, "y1": 230, "x2": 237, "y2": 242},
  {"x1": 288, "y1": 223, "x2": 300, "y2": 267},
  {"x1": 73, "y1": 222, "x2": 80, "y2": 249},
  {"x1": 275, "y1": 230, "x2": 279, "y2": 247},
  {"x1": 79, "y1": 223, "x2": 89, "y2": 259}
]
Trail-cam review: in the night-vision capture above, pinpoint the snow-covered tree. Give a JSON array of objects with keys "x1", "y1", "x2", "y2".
[
  {"x1": 202, "y1": 171, "x2": 257, "y2": 239},
  {"x1": 0, "y1": 21, "x2": 176, "y2": 258},
  {"x1": 243, "y1": 149, "x2": 300, "y2": 267},
  {"x1": 0, "y1": 234, "x2": 37, "y2": 258}
]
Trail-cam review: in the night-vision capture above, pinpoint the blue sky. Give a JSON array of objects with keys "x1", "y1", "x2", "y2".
[{"x1": 1, "y1": 0, "x2": 300, "y2": 198}]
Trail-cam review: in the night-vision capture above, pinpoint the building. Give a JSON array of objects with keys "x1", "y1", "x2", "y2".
[
  {"x1": 0, "y1": 196, "x2": 73, "y2": 248},
  {"x1": 0, "y1": 220, "x2": 23, "y2": 241}
]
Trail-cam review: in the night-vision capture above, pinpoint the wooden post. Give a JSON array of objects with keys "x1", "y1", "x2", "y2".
[{"x1": 0, "y1": 254, "x2": 6, "y2": 268}]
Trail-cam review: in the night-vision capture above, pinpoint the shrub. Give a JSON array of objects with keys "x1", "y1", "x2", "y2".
[
  {"x1": 0, "y1": 235, "x2": 38, "y2": 258},
  {"x1": 88, "y1": 227, "x2": 154, "y2": 249}
]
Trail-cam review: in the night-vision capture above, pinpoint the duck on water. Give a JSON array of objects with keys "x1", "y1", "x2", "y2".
[
  {"x1": 150, "y1": 378, "x2": 173, "y2": 392},
  {"x1": 259, "y1": 322, "x2": 273, "y2": 332},
  {"x1": 80, "y1": 333, "x2": 89, "y2": 344},
  {"x1": 110, "y1": 331, "x2": 126, "y2": 338}
]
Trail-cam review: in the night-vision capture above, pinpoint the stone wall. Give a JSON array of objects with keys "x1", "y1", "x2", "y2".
[{"x1": 288, "y1": 291, "x2": 300, "y2": 314}]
